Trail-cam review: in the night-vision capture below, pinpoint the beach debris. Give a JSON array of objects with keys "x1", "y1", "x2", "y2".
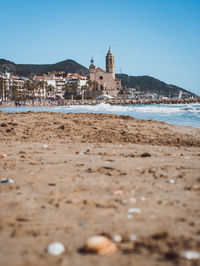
[
  {"x1": 128, "y1": 208, "x2": 141, "y2": 214},
  {"x1": 129, "y1": 235, "x2": 137, "y2": 241},
  {"x1": 113, "y1": 190, "x2": 124, "y2": 195},
  {"x1": 112, "y1": 234, "x2": 122, "y2": 243},
  {"x1": 167, "y1": 179, "x2": 175, "y2": 184},
  {"x1": 181, "y1": 250, "x2": 200, "y2": 260},
  {"x1": 126, "y1": 214, "x2": 133, "y2": 219},
  {"x1": 184, "y1": 156, "x2": 190, "y2": 160},
  {"x1": 42, "y1": 144, "x2": 48, "y2": 149},
  {"x1": 130, "y1": 197, "x2": 136, "y2": 203},
  {"x1": 0, "y1": 153, "x2": 7, "y2": 158},
  {"x1": 46, "y1": 242, "x2": 65, "y2": 255},
  {"x1": 0, "y1": 178, "x2": 14, "y2": 184},
  {"x1": 83, "y1": 236, "x2": 118, "y2": 255}
]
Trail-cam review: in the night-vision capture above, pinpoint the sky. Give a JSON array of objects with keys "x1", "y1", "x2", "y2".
[{"x1": 0, "y1": 0, "x2": 200, "y2": 95}]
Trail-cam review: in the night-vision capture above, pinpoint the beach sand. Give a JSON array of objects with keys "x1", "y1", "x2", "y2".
[{"x1": 0, "y1": 111, "x2": 200, "y2": 266}]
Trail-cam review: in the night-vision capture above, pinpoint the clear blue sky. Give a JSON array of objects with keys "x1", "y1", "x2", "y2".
[{"x1": 0, "y1": 0, "x2": 200, "y2": 95}]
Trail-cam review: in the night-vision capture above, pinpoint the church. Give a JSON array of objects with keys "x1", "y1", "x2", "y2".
[{"x1": 89, "y1": 48, "x2": 121, "y2": 97}]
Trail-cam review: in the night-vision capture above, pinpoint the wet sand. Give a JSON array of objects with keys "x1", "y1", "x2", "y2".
[{"x1": 0, "y1": 112, "x2": 200, "y2": 266}]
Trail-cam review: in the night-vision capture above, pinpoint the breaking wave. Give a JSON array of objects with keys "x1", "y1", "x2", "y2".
[{"x1": 1, "y1": 103, "x2": 200, "y2": 127}]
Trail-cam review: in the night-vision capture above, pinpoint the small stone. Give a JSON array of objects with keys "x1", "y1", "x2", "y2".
[
  {"x1": 114, "y1": 190, "x2": 124, "y2": 195},
  {"x1": 0, "y1": 178, "x2": 14, "y2": 184},
  {"x1": 128, "y1": 208, "x2": 141, "y2": 213},
  {"x1": 126, "y1": 214, "x2": 133, "y2": 219},
  {"x1": 112, "y1": 234, "x2": 122, "y2": 243},
  {"x1": 181, "y1": 250, "x2": 200, "y2": 260},
  {"x1": 80, "y1": 221, "x2": 87, "y2": 227},
  {"x1": 121, "y1": 199, "x2": 128, "y2": 205},
  {"x1": 46, "y1": 242, "x2": 65, "y2": 255},
  {"x1": 140, "y1": 197, "x2": 146, "y2": 201},
  {"x1": 130, "y1": 197, "x2": 136, "y2": 203},
  {"x1": 184, "y1": 157, "x2": 190, "y2": 160},
  {"x1": 129, "y1": 235, "x2": 137, "y2": 241}
]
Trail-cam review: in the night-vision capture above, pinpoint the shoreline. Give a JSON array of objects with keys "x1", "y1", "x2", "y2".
[{"x1": 0, "y1": 97, "x2": 200, "y2": 107}]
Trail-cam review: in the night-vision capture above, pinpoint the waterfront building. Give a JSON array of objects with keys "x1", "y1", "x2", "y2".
[{"x1": 89, "y1": 48, "x2": 121, "y2": 97}]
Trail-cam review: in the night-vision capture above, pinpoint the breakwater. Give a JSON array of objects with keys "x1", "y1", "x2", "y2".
[{"x1": 1, "y1": 97, "x2": 200, "y2": 107}]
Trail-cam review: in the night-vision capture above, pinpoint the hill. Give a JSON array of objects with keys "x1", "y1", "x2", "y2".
[
  {"x1": 0, "y1": 58, "x2": 89, "y2": 76},
  {"x1": 0, "y1": 58, "x2": 197, "y2": 97},
  {"x1": 116, "y1": 74, "x2": 197, "y2": 97}
]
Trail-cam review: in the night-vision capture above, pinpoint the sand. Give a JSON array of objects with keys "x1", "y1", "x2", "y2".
[{"x1": 0, "y1": 111, "x2": 200, "y2": 266}]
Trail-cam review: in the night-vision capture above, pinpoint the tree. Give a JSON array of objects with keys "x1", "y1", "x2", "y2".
[
  {"x1": 11, "y1": 85, "x2": 18, "y2": 101},
  {"x1": 63, "y1": 83, "x2": 79, "y2": 99}
]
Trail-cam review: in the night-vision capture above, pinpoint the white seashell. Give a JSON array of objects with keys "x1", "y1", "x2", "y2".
[
  {"x1": 42, "y1": 144, "x2": 48, "y2": 149},
  {"x1": 128, "y1": 208, "x2": 141, "y2": 213},
  {"x1": 167, "y1": 179, "x2": 175, "y2": 184},
  {"x1": 181, "y1": 250, "x2": 200, "y2": 260},
  {"x1": 84, "y1": 236, "x2": 118, "y2": 255},
  {"x1": 0, "y1": 178, "x2": 14, "y2": 184},
  {"x1": 47, "y1": 242, "x2": 65, "y2": 255},
  {"x1": 184, "y1": 157, "x2": 190, "y2": 160},
  {"x1": 140, "y1": 197, "x2": 146, "y2": 201},
  {"x1": 129, "y1": 235, "x2": 137, "y2": 241},
  {"x1": 112, "y1": 234, "x2": 122, "y2": 243}
]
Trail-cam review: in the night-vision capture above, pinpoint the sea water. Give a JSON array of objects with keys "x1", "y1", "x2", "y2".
[{"x1": 0, "y1": 103, "x2": 200, "y2": 128}]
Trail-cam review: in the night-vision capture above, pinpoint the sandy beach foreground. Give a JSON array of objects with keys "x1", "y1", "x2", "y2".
[{"x1": 0, "y1": 111, "x2": 200, "y2": 266}]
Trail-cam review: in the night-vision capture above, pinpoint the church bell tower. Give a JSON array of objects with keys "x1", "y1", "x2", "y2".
[{"x1": 106, "y1": 47, "x2": 115, "y2": 78}]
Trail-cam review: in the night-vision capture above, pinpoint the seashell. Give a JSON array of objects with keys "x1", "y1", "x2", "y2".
[
  {"x1": 84, "y1": 236, "x2": 118, "y2": 255},
  {"x1": 128, "y1": 208, "x2": 141, "y2": 213},
  {"x1": 181, "y1": 250, "x2": 200, "y2": 260},
  {"x1": 0, "y1": 154, "x2": 7, "y2": 158},
  {"x1": 167, "y1": 179, "x2": 175, "y2": 184},
  {"x1": 42, "y1": 144, "x2": 48, "y2": 149},
  {"x1": 0, "y1": 178, "x2": 14, "y2": 184},
  {"x1": 46, "y1": 242, "x2": 65, "y2": 255}
]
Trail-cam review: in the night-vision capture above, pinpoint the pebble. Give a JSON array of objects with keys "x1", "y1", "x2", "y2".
[
  {"x1": 121, "y1": 199, "x2": 128, "y2": 205},
  {"x1": 126, "y1": 214, "x2": 133, "y2": 219},
  {"x1": 114, "y1": 190, "x2": 124, "y2": 195},
  {"x1": 129, "y1": 235, "x2": 137, "y2": 241},
  {"x1": 42, "y1": 144, "x2": 48, "y2": 149},
  {"x1": 46, "y1": 242, "x2": 65, "y2": 255},
  {"x1": 181, "y1": 250, "x2": 200, "y2": 260},
  {"x1": 0, "y1": 178, "x2": 14, "y2": 184},
  {"x1": 140, "y1": 197, "x2": 146, "y2": 201},
  {"x1": 112, "y1": 234, "x2": 122, "y2": 243},
  {"x1": 128, "y1": 208, "x2": 141, "y2": 213},
  {"x1": 79, "y1": 221, "x2": 87, "y2": 227},
  {"x1": 184, "y1": 156, "x2": 190, "y2": 160},
  {"x1": 130, "y1": 197, "x2": 136, "y2": 203},
  {"x1": 167, "y1": 179, "x2": 175, "y2": 184}
]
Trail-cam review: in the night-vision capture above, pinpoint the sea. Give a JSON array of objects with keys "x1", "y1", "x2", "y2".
[{"x1": 0, "y1": 103, "x2": 200, "y2": 128}]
